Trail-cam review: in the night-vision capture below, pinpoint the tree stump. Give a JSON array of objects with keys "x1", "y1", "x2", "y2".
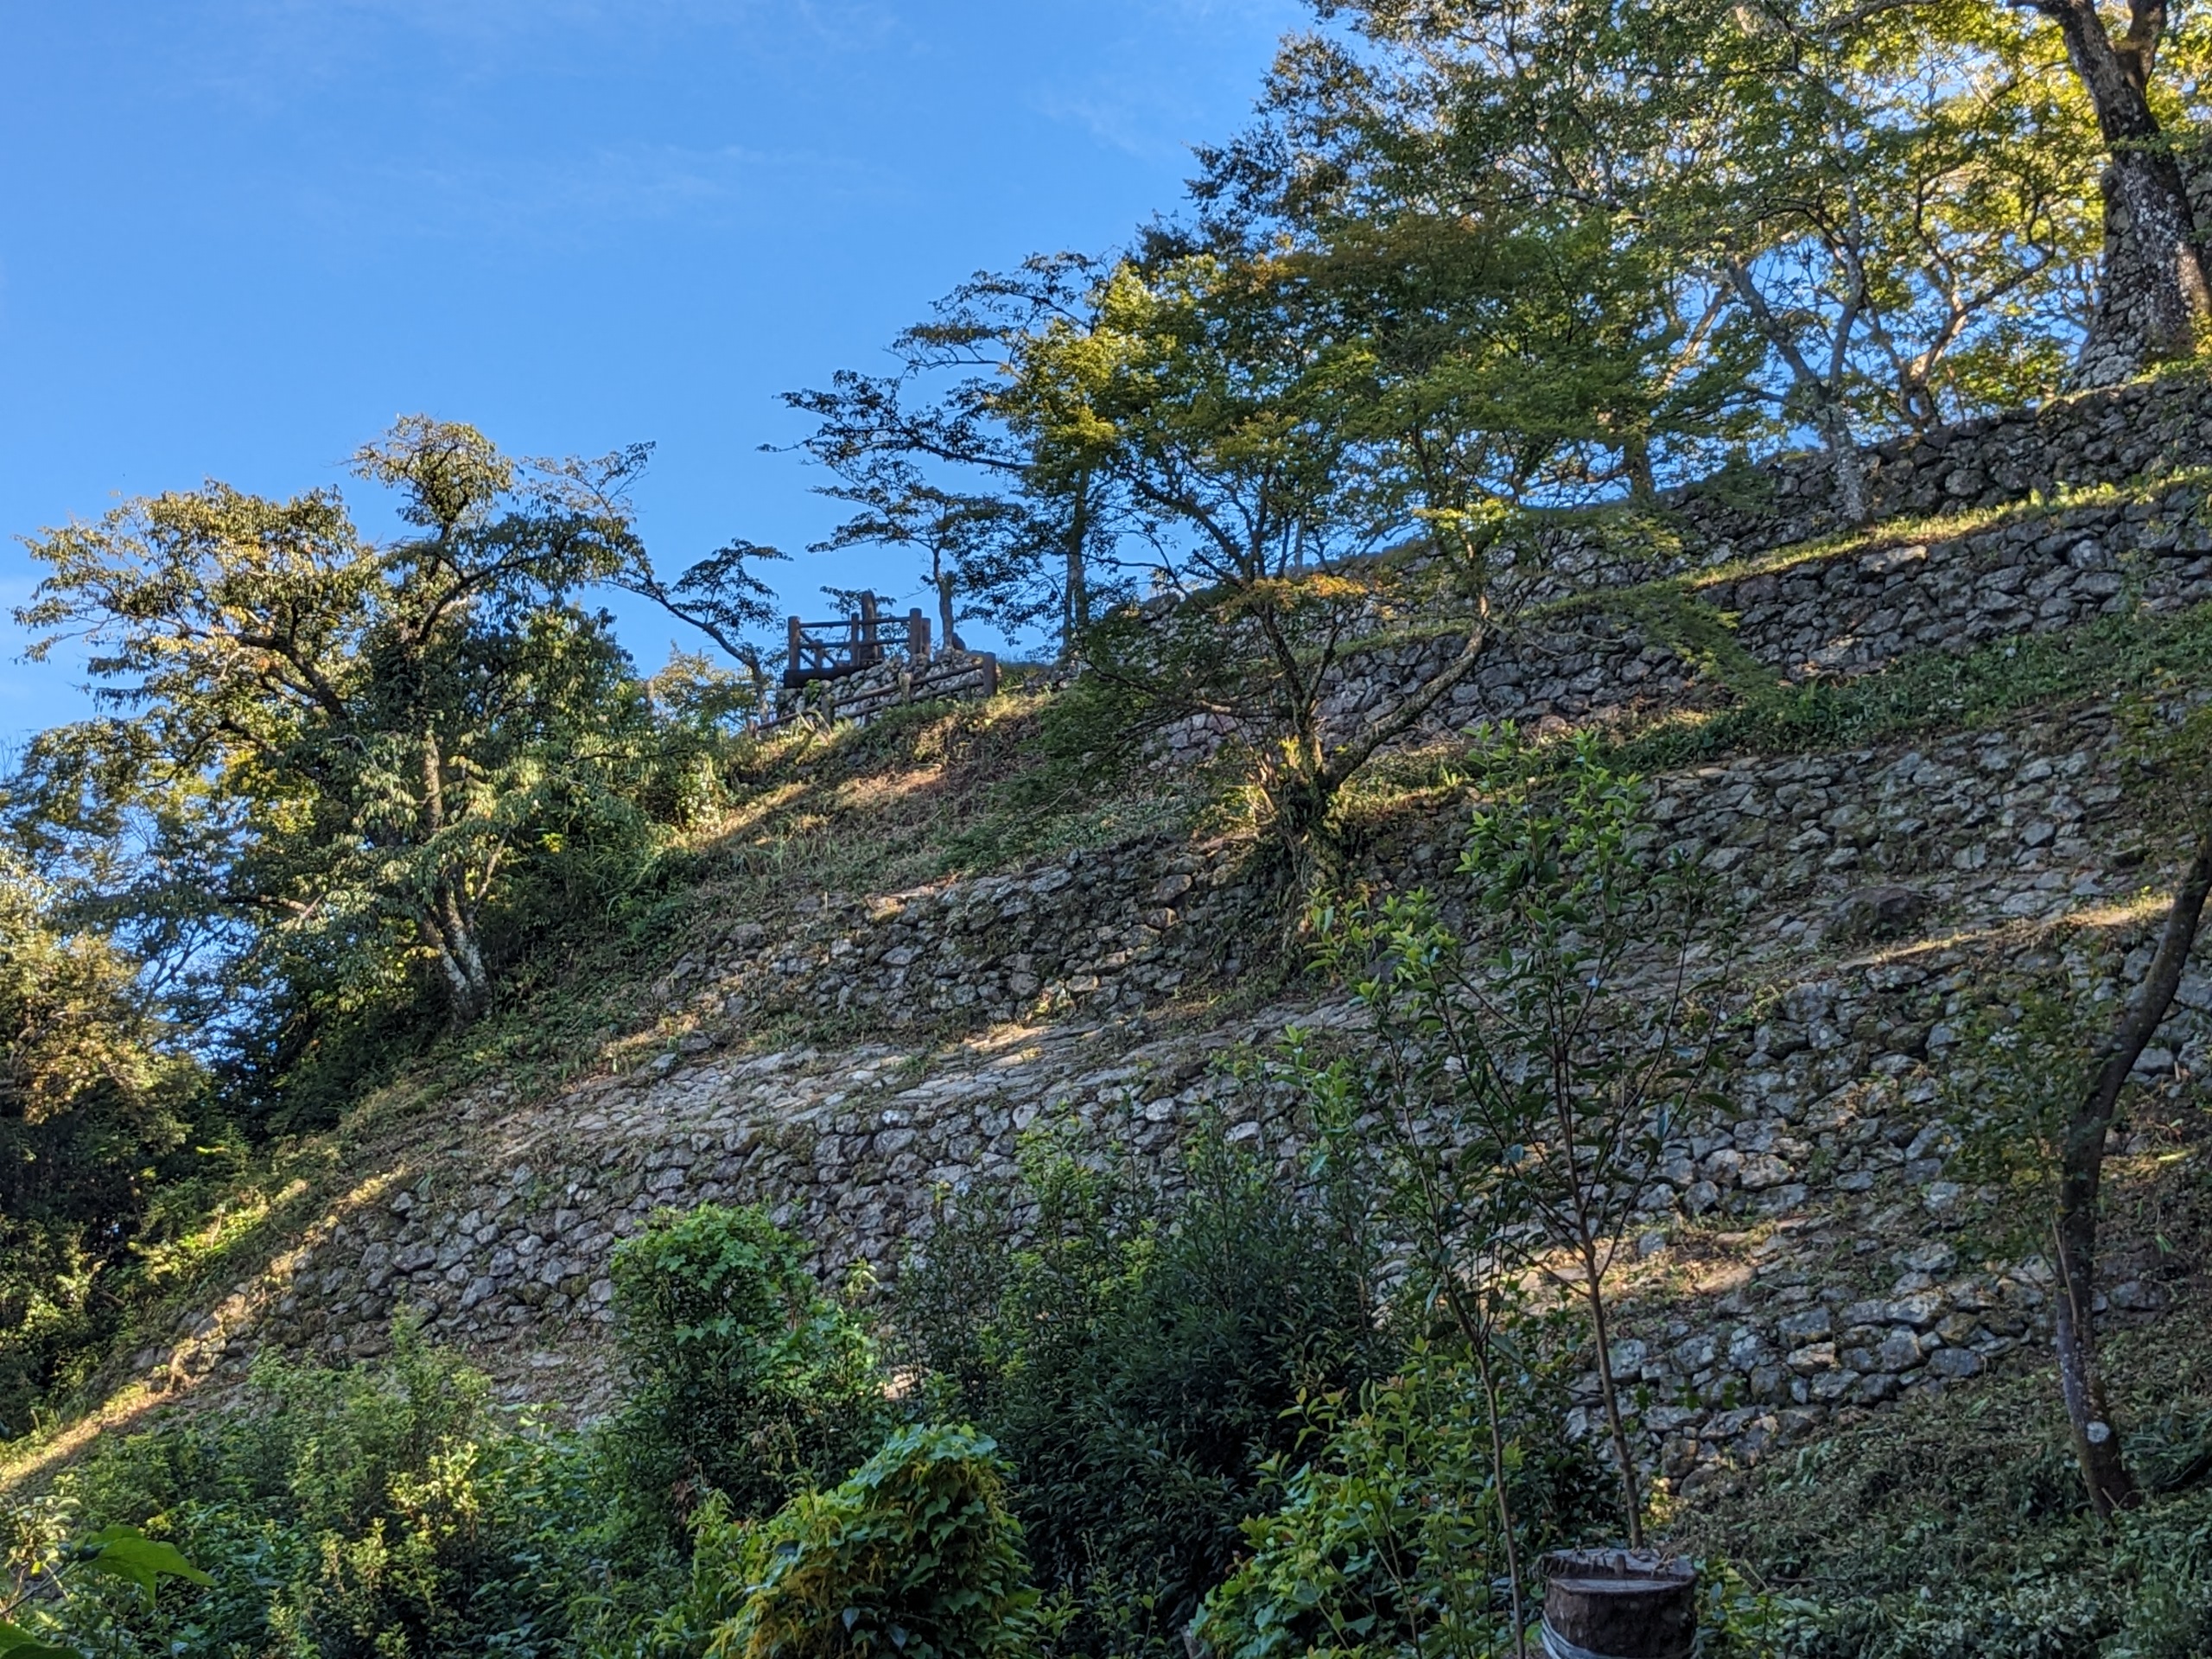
[{"x1": 1539, "y1": 1549, "x2": 1698, "y2": 1659}]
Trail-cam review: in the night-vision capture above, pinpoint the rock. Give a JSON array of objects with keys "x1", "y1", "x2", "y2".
[
  {"x1": 1926, "y1": 1346, "x2": 1985, "y2": 1380},
  {"x1": 1830, "y1": 886, "x2": 1931, "y2": 940},
  {"x1": 1777, "y1": 1307, "x2": 1834, "y2": 1345},
  {"x1": 1875, "y1": 1329, "x2": 1924, "y2": 1372},
  {"x1": 1899, "y1": 1242, "x2": 1958, "y2": 1274},
  {"x1": 1886, "y1": 1291, "x2": 1947, "y2": 1329},
  {"x1": 1786, "y1": 1341, "x2": 1837, "y2": 1376},
  {"x1": 1739, "y1": 1153, "x2": 1794, "y2": 1190}
]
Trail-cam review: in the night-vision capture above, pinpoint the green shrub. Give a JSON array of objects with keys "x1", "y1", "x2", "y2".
[
  {"x1": 701, "y1": 1423, "x2": 1036, "y2": 1659},
  {"x1": 24, "y1": 1319, "x2": 598, "y2": 1659},
  {"x1": 604, "y1": 1205, "x2": 890, "y2": 1544},
  {"x1": 1196, "y1": 1344, "x2": 1611, "y2": 1659},
  {"x1": 893, "y1": 1122, "x2": 1391, "y2": 1657}
]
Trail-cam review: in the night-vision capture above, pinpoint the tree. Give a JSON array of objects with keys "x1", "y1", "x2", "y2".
[
  {"x1": 783, "y1": 255, "x2": 1130, "y2": 659},
  {"x1": 2018, "y1": 0, "x2": 2212, "y2": 383},
  {"x1": 806, "y1": 454, "x2": 1030, "y2": 652},
  {"x1": 1677, "y1": 0, "x2": 2099, "y2": 513},
  {"x1": 613, "y1": 534, "x2": 789, "y2": 696},
  {"x1": 1951, "y1": 707, "x2": 2212, "y2": 1516},
  {"x1": 1285, "y1": 1027, "x2": 1551, "y2": 1653},
  {"x1": 0, "y1": 857, "x2": 194, "y2": 1433},
  {"x1": 13, "y1": 416, "x2": 652, "y2": 1028},
  {"x1": 999, "y1": 251, "x2": 1392, "y2": 880},
  {"x1": 1313, "y1": 731, "x2": 1726, "y2": 1548},
  {"x1": 1197, "y1": 5, "x2": 1764, "y2": 504},
  {"x1": 1229, "y1": 0, "x2": 2106, "y2": 524},
  {"x1": 999, "y1": 245, "x2": 1592, "y2": 890}
]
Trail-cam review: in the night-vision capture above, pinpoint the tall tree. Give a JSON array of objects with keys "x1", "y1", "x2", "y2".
[
  {"x1": 14, "y1": 417, "x2": 652, "y2": 1027},
  {"x1": 1683, "y1": 0, "x2": 2100, "y2": 512},
  {"x1": 0, "y1": 855, "x2": 194, "y2": 1431},
  {"x1": 613, "y1": 534, "x2": 789, "y2": 696},
  {"x1": 996, "y1": 245, "x2": 1596, "y2": 886},
  {"x1": 806, "y1": 456, "x2": 1030, "y2": 652},
  {"x1": 784, "y1": 255, "x2": 1131, "y2": 659},
  {"x1": 2020, "y1": 0, "x2": 2212, "y2": 383},
  {"x1": 1240, "y1": 0, "x2": 2102, "y2": 512}
]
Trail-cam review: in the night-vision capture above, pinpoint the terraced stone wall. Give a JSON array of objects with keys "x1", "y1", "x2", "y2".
[
  {"x1": 126, "y1": 382, "x2": 2212, "y2": 1492},
  {"x1": 1560, "y1": 370, "x2": 2212, "y2": 579},
  {"x1": 1162, "y1": 461, "x2": 2212, "y2": 768},
  {"x1": 145, "y1": 692, "x2": 2206, "y2": 1490}
]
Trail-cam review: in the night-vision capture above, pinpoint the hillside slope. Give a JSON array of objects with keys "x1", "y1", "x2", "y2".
[{"x1": 10, "y1": 375, "x2": 2212, "y2": 1539}]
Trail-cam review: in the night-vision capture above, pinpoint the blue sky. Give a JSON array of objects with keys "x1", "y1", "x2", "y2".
[{"x1": 0, "y1": 0, "x2": 1303, "y2": 735}]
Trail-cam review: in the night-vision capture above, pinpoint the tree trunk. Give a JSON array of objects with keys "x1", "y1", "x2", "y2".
[
  {"x1": 418, "y1": 910, "x2": 488, "y2": 1025},
  {"x1": 1622, "y1": 432, "x2": 1659, "y2": 505},
  {"x1": 1580, "y1": 1255, "x2": 1645, "y2": 1548},
  {"x1": 2051, "y1": 818, "x2": 2212, "y2": 1514},
  {"x1": 1469, "y1": 1306, "x2": 1531, "y2": 1658},
  {"x1": 1814, "y1": 399, "x2": 1871, "y2": 526},
  {"x1": 2037, "y1": 0, "x2": 2212, "y2": 385},
  {"x1": 1064, "y1": 467, "x2": 1093, "y2": 661},
  {"x1": 936, "y1": 570, "x2": 963, "y2": 654}
]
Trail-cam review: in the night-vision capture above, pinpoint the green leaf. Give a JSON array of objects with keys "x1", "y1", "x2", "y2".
[
  {"x1": 0, "y1": 1618, "x2": 84, "y2": 1659},
  {"x1": 77, "y1": 1524, "x2": 213, "y2": 1607}
]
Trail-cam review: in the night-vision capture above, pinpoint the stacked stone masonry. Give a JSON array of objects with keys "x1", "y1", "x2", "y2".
[
  {"x1": 1552, "y1": 369, "x2": 2212, "y2": 577},
  {"x1": 1166, "y1": 474, "x2": 2212, "y2": 768},
  {"x1": 130, "y1": 376, "x2": 2212, "y2": 1494},
  {"x1": 147, "y1": 695, "x2": 2205, "y2": 1490},
  {"x1": 772, "y1": 648, "x2": 1001, "y2": 728}
]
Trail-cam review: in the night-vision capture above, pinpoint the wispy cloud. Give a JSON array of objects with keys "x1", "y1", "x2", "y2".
[
  {"x1": 1021, "y1": 0, "x2": 1302, "y2": 161},
  {"x1": 181, "y1": 0, "x2": 905, "y2": 109},
  {"x1": 287, "y1": 139, "x2": 901, "y2": 250}
]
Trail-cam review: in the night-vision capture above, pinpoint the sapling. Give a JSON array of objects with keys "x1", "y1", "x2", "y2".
[
  {"x1": 1315, "y1": 727, "x2": 1726, "y2": 1549},
  {"x1": 1291, "y1": 1028, "x2": 1550, "y2": 1656}
]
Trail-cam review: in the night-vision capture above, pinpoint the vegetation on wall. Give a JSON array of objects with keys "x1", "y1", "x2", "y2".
[{"x1": 8, "y1": 0, "x2": 2212, "y2": 1653}]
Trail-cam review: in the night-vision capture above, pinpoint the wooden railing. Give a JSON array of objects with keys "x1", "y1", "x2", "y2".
[{"x1": 782, "y1": 594, "x2": 931, "y2": 689}]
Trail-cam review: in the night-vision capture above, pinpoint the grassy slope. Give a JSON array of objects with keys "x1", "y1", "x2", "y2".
[{"x1": 10, "y1": 499, "x2": 2212, "y2": 1620}]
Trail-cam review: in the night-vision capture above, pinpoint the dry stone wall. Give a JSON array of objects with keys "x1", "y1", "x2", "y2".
[
  {"x1": 1161, "y1": 467, "x2": 2212, "y2": 769},
  {"x1": 124, "y1": 379, "x2": 2212, "y2": 1496},
  {"x1": 143, "y1": 694, "x2": 2207, "y2": 1491},
  {"x1": 1556, "y1": 370, "x2": 2212, "y2": 580},
  {"x1": 670, "y1": 696, "x2": 2158, "y2": 1046},
  {"x1": 772, "y1": 649, "x2": 1001, "y2": 728}
]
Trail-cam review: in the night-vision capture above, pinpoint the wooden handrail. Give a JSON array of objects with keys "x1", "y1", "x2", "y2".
[{"x1": 782, "y1": 597, "x2": 935, "y2": 689}]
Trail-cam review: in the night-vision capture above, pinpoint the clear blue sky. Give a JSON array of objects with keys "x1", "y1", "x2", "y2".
[{"x1": 0, "y1": 0, "x2": 1303, "y2": 736}]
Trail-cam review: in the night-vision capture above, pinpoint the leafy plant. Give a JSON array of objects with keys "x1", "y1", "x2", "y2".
[
  {"x1": 17, "y1": 1317, "x2": 597, "y2": 1659},
  {"x1": 1, "y1": 1524, "x2": 211, "y2": 1659},
  {"x1": 603, "y1": 1205, "x2": 890, "y2": 1545},
  {"x1": 1196, "y1": 1344, "x2": 1609, "y2": 1659},
  {"x1": 1313, "y1": 726, "x2": 1726, "y2": 1549},
  {"x1": 892, "y1": 1119, "x2": 1391, "y2": 1657},
  {"x1": 694, "y1": 1424, "x2": 1036, "y2": 1659}
]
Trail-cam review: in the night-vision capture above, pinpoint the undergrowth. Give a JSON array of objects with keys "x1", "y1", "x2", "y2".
[
  {"x1": 1678, "y1": 1310, "x2": 2212, "y2": 1657},
  {"x1": 1606, "y1": 600, "x2": 2212, "y2": 773}
]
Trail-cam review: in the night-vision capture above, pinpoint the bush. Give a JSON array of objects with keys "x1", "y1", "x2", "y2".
[
  {"x1": 893, "y1": 1122, "x2": 1391, "y2": 1656},
  {"x1": 603, "y1": 1205, "x2": 890, "y2": 1544},
  {"x1": 689, "y1": 1424, "x2": 1037, "y2": 1659},
  {"x1": 1196, "y1": 1344, "x2": 1612, "y2": 1659},
  {"x1": 23, "y1": 1318, "x2": 598, "y2": 1659}
]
